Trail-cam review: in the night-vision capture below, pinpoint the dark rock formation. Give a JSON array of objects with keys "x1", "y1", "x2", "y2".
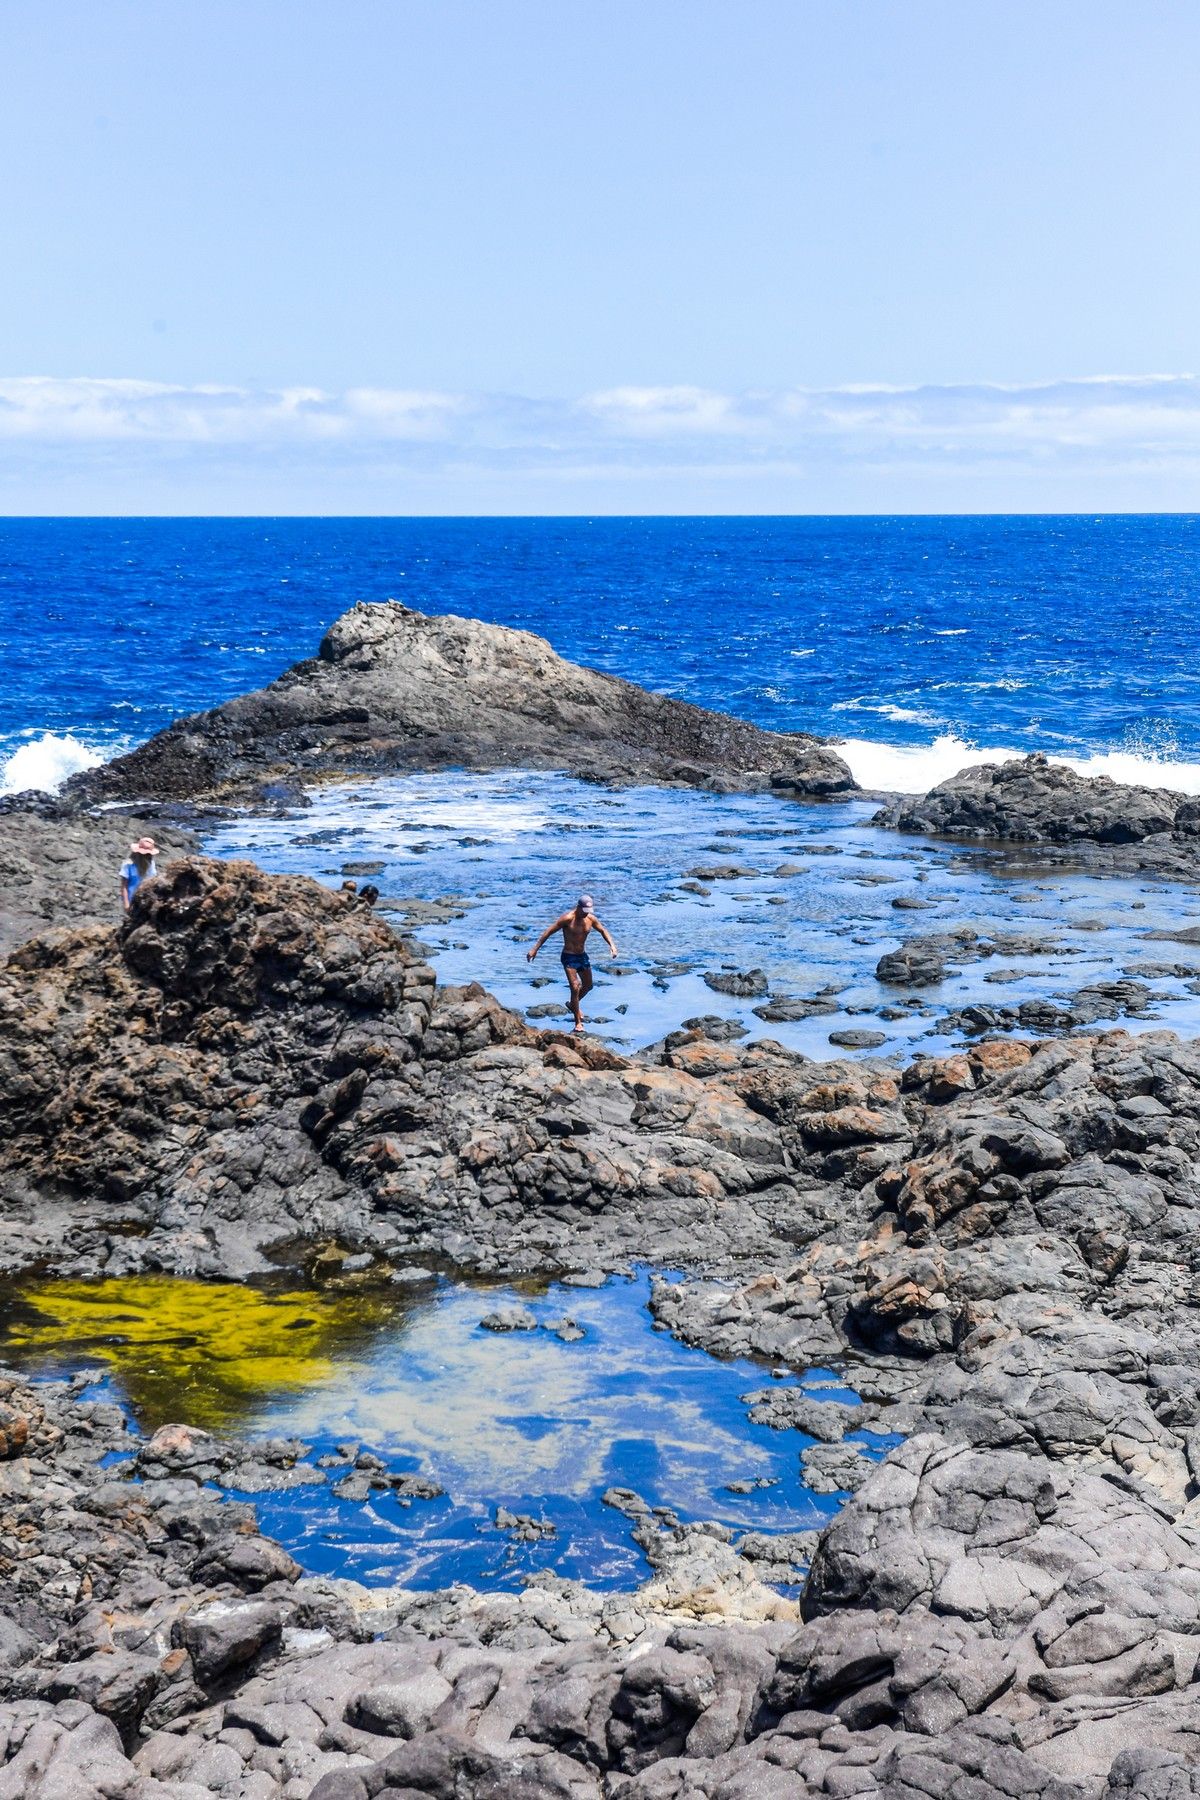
[
  {"x1": 0, "y1": 855, "x2": 441, "y2": 1279},
  {"x1": 68, "y1": 601, "x2": 856, "y2": 805},
  {"x1": 8, "y1": 859, "x2": 1200, "y2": 1792},
  {"x1": 875, "y1": 942, "x2": 946, "y2": 985},
  {"x1": 0, "y1": 856, "x2": 827, "y2": 1280},
  {"x1": 878, "y1": 751, "x2": 1200, "y2": 850},
  {"x1": 654, "y1": 1024, "x2": 1200, "y2": 1504},
  {"x1": 703, "y1": 968, "x2": 769, "y2": 998}
]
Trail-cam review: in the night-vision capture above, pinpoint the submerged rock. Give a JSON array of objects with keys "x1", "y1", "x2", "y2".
[
  {"x1": 479, "y1": 1305, "x2": 539, "y2": 1333},
  {"x1": 754, "y1": 992, "x2": 841, "y2": 1021},
  {"x1": 494, "y1": 1506, "x2": 557, "y2": 1541}
]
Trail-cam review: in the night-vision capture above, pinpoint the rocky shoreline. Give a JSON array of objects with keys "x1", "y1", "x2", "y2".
[
  {"x1": 12, "y1": 1357, "x2": 1200, "y2": 1800},
  {"x1": 876, "y1": 753, "x2": 1200, "y2": 884},
  {"x1": 53, "y1": 602, "x2": 1200, "y2": 894},
  {"x1": 5, "y1": 855, "x2": 1200, "y2": 1794},
  {"x1": 6, "y1": 611, "x2": 1200, "y2": 1794}
]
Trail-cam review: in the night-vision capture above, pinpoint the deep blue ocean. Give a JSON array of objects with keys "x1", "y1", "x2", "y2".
[{"x1": 2, "y1": 514, "x2": 1200, "y2": 795}]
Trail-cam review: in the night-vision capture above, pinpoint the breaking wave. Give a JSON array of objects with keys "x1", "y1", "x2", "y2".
[
  {"x1": 837, "y1": 733, "x2": 1200, "y2": 797},
  {"x1": 0, "y1": 731, "x2": 104, "y2": 795}
]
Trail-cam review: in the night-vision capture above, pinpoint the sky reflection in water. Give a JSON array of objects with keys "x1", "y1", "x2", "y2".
[
  {"x1": 0, "y1": 1271, "x2": 893, "y2": 1590},
  {"x1": 208, "y1": 772, "x2": 1200, "y2": 1059}
]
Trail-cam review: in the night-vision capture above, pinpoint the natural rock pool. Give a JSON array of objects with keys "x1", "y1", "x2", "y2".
[
  {"x1": 0, "y1": 1270, "x2": 898, "y2": 1593},
  {"x1": 205, "y1": 772, "x2": 1200, "y2": 1059}
]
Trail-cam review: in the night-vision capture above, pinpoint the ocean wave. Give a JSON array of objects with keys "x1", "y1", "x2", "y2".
[
  {"x1": 306, "y1": 776, "x2": 555, "y2": 843},
  {"x1": 1056, "y1": 748, "x2": 1200, "y2": 794},
  {"x1": 0, "y1": 731, "x2": 104, "y2": 795},
  {"x1": 928, "y1": 677, "x2": 1028, "y2": 693},
  {"x1": 838, "y1": 733, "x2": 1200, "y2": 796},
  {"x1": 832, "y1": 699, "x2": 944, "y2": 726}
]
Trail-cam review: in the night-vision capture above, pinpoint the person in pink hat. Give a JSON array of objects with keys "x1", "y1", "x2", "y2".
[{"x1": 119, "y1": 836, "x2": 158, "y2": 912}]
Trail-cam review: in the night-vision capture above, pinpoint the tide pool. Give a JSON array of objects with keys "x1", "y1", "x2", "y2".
[
  {"x1": 0, "y1": 1271, "x2": 896, "y2": 1592},
  {"x1": 206, "y1": 771, "x2": 1200, "y2": 1059}
]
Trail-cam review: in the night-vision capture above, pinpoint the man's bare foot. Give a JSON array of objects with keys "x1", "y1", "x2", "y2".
[{"x1": 573, "y1": 1019, "x2": 585, "y2": 1033}]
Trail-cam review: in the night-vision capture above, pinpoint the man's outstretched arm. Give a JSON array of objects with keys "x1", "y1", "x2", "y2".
[
  {"x1": 592, "y1": 917, "x2": 618, "y2": 957},
  {"x1": 527, "y1": 914, "x2": 569, "y2": 962}
]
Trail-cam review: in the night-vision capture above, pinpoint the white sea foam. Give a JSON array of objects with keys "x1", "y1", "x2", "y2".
[
  {"x1": 838, "y1": 733, "x2": 1200, "y2": 796},
  {"x1": 281, "y1": 776, "x2": 556, "y2": 844},
  {"x1": 884, "y1": 705, "x2": 944, "y2": 725},
  {"x1": 0, "y1": 731, "x2": 104, "y2": 795},
  {"x1": 1054, "y1": 748, "x2": 1200, "y2": 794},
  {"x1": 832, "y1": 699, "x2": 944, "y2": 726}
]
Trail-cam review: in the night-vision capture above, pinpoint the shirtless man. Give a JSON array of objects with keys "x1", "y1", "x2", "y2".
[{"x1": 526, "y1": 894, "x2": 617, "y2": 1033}]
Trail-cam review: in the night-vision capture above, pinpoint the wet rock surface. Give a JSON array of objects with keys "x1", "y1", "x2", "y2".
[
  {"x1": 68, "y1": 601, "x2": 857, "y2": 807},
  {"x1": 878, "y1": 752, "x2": 1200, "y2": 877},
  {"x1": 7, "y1": 857, "x2": 1200, "y2": 1792}
]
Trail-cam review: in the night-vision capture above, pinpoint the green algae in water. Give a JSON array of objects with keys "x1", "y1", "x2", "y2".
[
  {"x1": 0, "y1": 1270, "x2": 893, "y2": 1591},
  {"x1": 0, "y1": 1276, "x2": 401, "y2": 1433}
]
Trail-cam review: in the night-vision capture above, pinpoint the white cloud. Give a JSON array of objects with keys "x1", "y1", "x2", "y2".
[
  {"x1": 583, "y1": 385, "x2": 743, "y2": 435},
  {"x1": 1, "y1": 372, "x2": 1198, "y2": 511},
  {"x1": 0, "y1": 377, "x2": 468, "y2": 443}
]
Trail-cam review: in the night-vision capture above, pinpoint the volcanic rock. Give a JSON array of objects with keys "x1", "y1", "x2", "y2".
[
  {"x1": 878, "y1": 751, "x2": 1199, "y2": 849},
  {"x1": 875, "y1": 942, "x2": 947, "y2": 985},
  {"x1": 8, "y1": 859, "x2": 1200, "y2": 1792},
  {"x1": 69, "y1": 601, "x2": 856, "y2": 805},
  {"x1": 703, "y1": 968, "x2": 769, "y2": 998},
  {"x1": 0, "y1": 794, "x2": 194, "y2": 957}
]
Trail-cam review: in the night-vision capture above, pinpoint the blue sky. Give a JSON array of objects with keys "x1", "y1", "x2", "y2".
[{"x1": 2, "y1": 0, "x2": 1198, "y2": 512}]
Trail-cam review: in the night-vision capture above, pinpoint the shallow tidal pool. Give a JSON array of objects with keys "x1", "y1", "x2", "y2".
[
  {"x1": 0, "y1": 1271, "x2": 896, "y2": 1591},
  {"x1": 205, "y1": 771, "x2": 1200, "y2": 1060}
]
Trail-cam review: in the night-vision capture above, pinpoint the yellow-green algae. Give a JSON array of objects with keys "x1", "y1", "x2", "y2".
[{"x1": 0, "y1": 1276, "x2": 402, "y2": 1433}]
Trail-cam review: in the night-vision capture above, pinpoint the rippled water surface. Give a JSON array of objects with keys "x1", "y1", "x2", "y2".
[
  {"x1": 4, "y1": 515, "x2": 1200, "y2": 792},
  {"x1": 0, "y1": 1272, "x2": 890, "y2": 1590},
  {"x1": 207, "y1": 773, "x2": 1200, "y2": 1058}
]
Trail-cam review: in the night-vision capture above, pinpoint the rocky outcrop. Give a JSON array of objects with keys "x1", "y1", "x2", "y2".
[
  {"x1": 0, "y1": 855, "x2": 445, "y2": 1279},
  {"x1": 6, "y1": 858, "x2": 1200, "y2": 1443},
  {"x1": 0, "y1": 856, "x2": 835, "y2": 1281},
  {"x1": 0, "y1": 794, "x2": 194, "y2": 959},
  {"x1": 878, "y1": 752, "x2": 1200, "y2": 850},
  {"x1": 6, "y1": 862, "x2": 1200, "y2": 1425},
  {"x1": 9, "y1": 859, "x2": 1200, "y2": 1792},
  {"x1": 10, "y1": 1379, "x2": 1200, "y2": 1794},
  {"x1": 68, "y1": 601, "x2": 856, "y2": 805},
  {"x1": 656, "y1": 1023, "x2": 1200, "y2": 1472}
]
